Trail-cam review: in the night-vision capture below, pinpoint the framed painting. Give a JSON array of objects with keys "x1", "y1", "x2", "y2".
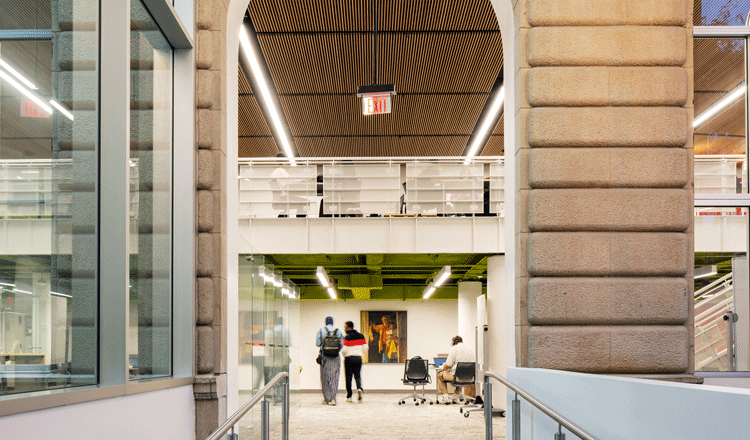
[{"x1": 360, "y1": 311, "x2": 407, "y2": 363}]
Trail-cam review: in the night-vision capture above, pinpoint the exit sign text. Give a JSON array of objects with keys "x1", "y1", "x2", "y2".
[
  {"x1": 20, "y1": 101, "x2": 49, "y2": 118},
  {"x1": 362, "y1": 95, "x2": 391, "y2": 115}
]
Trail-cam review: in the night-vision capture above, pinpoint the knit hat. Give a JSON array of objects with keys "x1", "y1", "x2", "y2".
[{"x1": 325, "y1": 316, "x2": 333, "y2": 325}]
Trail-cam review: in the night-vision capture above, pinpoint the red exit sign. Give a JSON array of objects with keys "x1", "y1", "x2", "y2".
[
  {"x1": 362, "y1": 94, "x2": 391, "y2": 115},
  {"x1": 20, "y1": 100, "x2": 49, "y2": 118}
]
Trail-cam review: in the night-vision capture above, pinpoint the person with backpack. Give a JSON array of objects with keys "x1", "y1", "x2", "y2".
[{"x1": 316, "y1": 316, "x2": 344, "y2": 405}]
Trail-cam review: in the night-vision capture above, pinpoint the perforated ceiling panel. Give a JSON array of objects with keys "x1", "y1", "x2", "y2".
[{"x1": 239, "y1": 0, "x2": 504, "y2": 158}]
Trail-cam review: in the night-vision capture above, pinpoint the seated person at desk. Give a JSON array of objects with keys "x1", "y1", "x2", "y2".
[{"x1": 437, "y1": 335, "x2": 476, "y2": 403}]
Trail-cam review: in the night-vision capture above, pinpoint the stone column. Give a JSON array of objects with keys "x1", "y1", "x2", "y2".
[
  {"x1": 518, "y1": 0, "x2": 694, "y2": 376},
  {"x1": 194, "y1": 0, "x2": 229, "y2": 438},
  {"x1": 457, "y1": 281, "x2": 482, "y2": 351}
]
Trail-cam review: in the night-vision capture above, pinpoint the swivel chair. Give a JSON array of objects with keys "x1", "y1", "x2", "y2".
[
  {"x1": 447, "y1": 362, "x2": 476, "y2": 405},
  {"x1": 398, "y1": 356, "x2": 434, "y2": 406}
]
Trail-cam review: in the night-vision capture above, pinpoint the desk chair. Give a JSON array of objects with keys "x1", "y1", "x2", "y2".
[
  {"x1": 398, "y1": 356, "x2": 434, "y2": 406},
  {"x1": 447, "y1": 362, "x2": 476, "y2": 405}
]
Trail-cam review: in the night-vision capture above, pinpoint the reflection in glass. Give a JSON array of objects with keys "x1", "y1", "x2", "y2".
[
  {"x1": 238, "y1": 256, "x2": 299, "y2": 438},
  {"x1": 0, "y1": 0, "x2": 98, "y2": 395},
  {"x1": 694, "y1": 207, "x2": 749, "y2": 372},
  {"x1": 694, "y1": 38, "x2": 747, "y2": 194},
  {"x1": 128, "y1": 0, "x2": 173, "y2": 379},
  {"x1": 694, "y1": 0, "x2": 750, "y2": 26}
]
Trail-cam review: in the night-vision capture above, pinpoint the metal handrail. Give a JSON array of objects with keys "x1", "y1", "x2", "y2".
[
  {"x1": 205, "y1": 372, "x2": 289, "y2": 440},
  {"x1": 482, "y1": 371, "x2": 598, "y2": 440}
]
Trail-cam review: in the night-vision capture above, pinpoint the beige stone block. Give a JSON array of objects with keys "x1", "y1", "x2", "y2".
[
  {"x1": 610, "y1": 326, "x2": 688, "y2": 373},
  {"x1": 527, "y1": 27, "x2": 687, "y2": 67},
  {"x1": 197, "y1": 0, "x2": 217, "y2": 30},
  {"x1": 197, "y1": 190, "x2": 215, "y2": 232},
  {"x1": 527, "y1": 188, "x2": 690, "y2": 232},
  {"x1": 213, "y1": 323, "x2": 227, "y2": 374},
  {"x1": 196, "y1": 325, "x2": 214, "y2": 373},
  {"x1": 516, "y1": 67, "x2": 530, "y2": 109},
  {"x1": 196, "y1": 276, "x2": 214, "y2": 325},
  {"x1": 197, "y1": 109, "x2": 217, "y2": 149},
  {"x1": 610, "y1": 232, "x2": 688, "y2": 276},
  {"x1": 56, "y1": 0, "x2": 97, "y2": 32},
  {"x1": 527, "y1": 67, "x2": 687, "y2": 107},
  {"x1": 55, "y1": 31, "x2": 97, "y2": 71},
  {"x1": 528, "y1": 277, "x2": 688, "y2": 325},
  {"x1": 516, "y1": 28, "x2": 530, "y2": 74},
  {"x1": 515, "y1": 108, "x2": 529, "y2": 153},
  {"x1": 527, "y1": 0, "x2": 686, "y2": 26},
  {"x1": 516, "y1": 324, "x2": 530, "y2": 367},
  {"x1": 610, "y1": 148, "x2": 689, "y2": 188},
  {"x1": 516, "y1": 188, "x2": 530, "y2": 234},
  {"x1": 516, "y1": 276, "x2": 531, "y2": 326},
  {"x1": 197, "y1": 30, "x2": 218, "y2": 70},
  {"x1": 194, "y1": 399, "x2": 219, "y2": 440},
  {"x1": 197, "y1": 149, "x2": 214, "y2": 190},
  {"x1": 197, "y1": 69, "x2": 219, "y2": 109},
  {"x1": 197, "y1": 233, "x2": 215, "y2": 277},
  {"x1": 528, "y1": 232, "x2": 688, "y2": 276},
  {"x1": 527, "y1": 107, "x2": 688, "y2": 147},
  {"x1": 529, "y1": 148, "x2": 688, "y2": 188},
  {"x1": 528, "y1": 325, "x2": 688, "y2": 373},
  {"x1": 213, "y1": 149, "x2": 227, "y2": 193},
  {"x1": 53, "y1": 71, "x2": 97, "y2": 109}
]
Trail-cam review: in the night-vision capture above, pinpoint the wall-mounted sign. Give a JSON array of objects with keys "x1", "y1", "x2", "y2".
[
  {"x1": 362, "y1": 94, "x2": 391, "y2": 115},
  {"x1": 20, "y1": 100, "x2": 49, "y2": 118}
]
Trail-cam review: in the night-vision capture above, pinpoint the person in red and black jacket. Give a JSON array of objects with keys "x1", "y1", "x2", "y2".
[{"x1": 341, "y1": 320, "x2": 368, "y2": 402}]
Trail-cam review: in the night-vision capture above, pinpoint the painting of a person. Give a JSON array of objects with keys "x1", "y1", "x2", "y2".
[{"x1": 370, "y1": 314, "x2": 398, "y2": 363}]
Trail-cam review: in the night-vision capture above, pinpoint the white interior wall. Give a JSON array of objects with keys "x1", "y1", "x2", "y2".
[
  {"x1": 299, "y1": 300, "x2": 458, "y2": 391},
  {"x1": 0, "y1": 386, "x2": 195, "y2": 440}
]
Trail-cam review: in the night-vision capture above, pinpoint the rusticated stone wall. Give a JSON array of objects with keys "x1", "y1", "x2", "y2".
[
  {"x1": 517, "y1": 0, "x2": 694, "y2": 374},
  {"x1": 194, "y1": 0, "x2": 229, "y2": 438}
]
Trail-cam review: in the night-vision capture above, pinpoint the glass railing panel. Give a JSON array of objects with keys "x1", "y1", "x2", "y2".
[
  {"x1": 323, "y1": 163, "x2": 400, "y2": 216},
  {"x1": 406, "y1": 163, "x2": 483, "y2": 215},
  {"x1": 239, "y1": 164, "x2": 317, "y2": 218}
]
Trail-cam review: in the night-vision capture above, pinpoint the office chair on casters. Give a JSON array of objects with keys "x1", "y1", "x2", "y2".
[
  {"x1": 447, "y1": 362, "x2": 476, "y2": 406},
  {"x1": 398, "y1": 356, "x2": 434, "y2": 406}
]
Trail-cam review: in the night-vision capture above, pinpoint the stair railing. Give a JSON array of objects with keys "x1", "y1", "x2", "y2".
[{"x1": 205, "y1": 372, "x2": 289, "y2": 440}]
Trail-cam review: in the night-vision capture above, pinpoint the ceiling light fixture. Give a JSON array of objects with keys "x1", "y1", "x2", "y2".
[
  {"x1": 0, "y1": 281, "x2": 15, "y2": 287},
  {"x1": 50, "y1": 99, "x2": 74, "y2": 121},
  {"x1": 423, "y1": 284, "x2": 436, "y2": 299},
  {"x1": 316, "y1": 266, "x2": 330, "y2": 288},
  {"x1": 464, "y1": 86, "x2": 504, "y2": 164},
  {"x1": 327, "y1": 286, "x2": 337, "y2": 300},
  {"x1": 0, "y1": 69, "x2": 53, "y2": 115},
  {"x1": 694, "y1": 84, "x2": 745, "y2": 128},
  {"x1": 12, "y1": 288, "x2": 32, "y2": 295},
  {"x1": 51, "y1": 291, "x2": 72, "y2": 298},
  {"x1": 0, "y1": 58, "x2": 38, "y2": 90},
  {"x1": 694, "y1": 265, "x2": 718, "y2": 279},
  {"x1": 239, "y1": 24, "x2": 296, "y2": 165},
  {"x1": 423, "y1": 266, "x2": 451, "y2": 299}
]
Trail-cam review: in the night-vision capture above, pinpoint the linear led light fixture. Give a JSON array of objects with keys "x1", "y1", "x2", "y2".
[
  {"x1": 694, "y1": 84, "x2": 745, "y2": 128},
  {"x1": 326, "y1": 286, "x2": 337, "y2": 300},
  {"x1": 464, "y1": 77, "x2": 505, "y2": 165},
  {"x1": 12, "y1": 288, "x2": 32, "y2": 295},
  {"x1": 51, "y1": 291, "x2": 72, "y2": 298},
  {"x1": 695, "y1": 265, "x2": 718, "y2": 279},
  {"x1": 239, "y1": 22, "x2": 296, "y2": 165},
  {"x1": 423, "y1": 266, "x2": 451, "y2": 299},
  {"x1": 0, "y1": 58, "x2": 37, "y2": 90},
  {"x1": 316, "y1": 266, "x2": 330, "y2": 288},
  {"x1": 0, "y1": 69, "x2": 53, "y2": 115},
  {"x1": 0, "y1": 281, "x2": 15, "y2": 287}
]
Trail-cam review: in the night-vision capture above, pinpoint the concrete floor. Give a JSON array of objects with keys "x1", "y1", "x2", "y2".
[{"x1": 239, "y1": 392, "x2": 506, "y2": 440}]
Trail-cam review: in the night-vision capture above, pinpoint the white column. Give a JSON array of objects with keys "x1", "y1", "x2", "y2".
[
  {"x1": 733, "y1": 256, "x2": 749, "y2": 370},
  {"x1": 487, "y1": 254, "x2": 506, "y2": 407},
  {"x1": 32, "y1": 272, "x2": 52, "y2": 361},
  {"x1": 458, "y1": 281, "x2": 482, "y2": 353}
]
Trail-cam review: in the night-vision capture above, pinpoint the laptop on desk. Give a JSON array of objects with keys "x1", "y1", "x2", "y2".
[{"x1": 433, "y1": 357, "x2": 447, "y2": 368}]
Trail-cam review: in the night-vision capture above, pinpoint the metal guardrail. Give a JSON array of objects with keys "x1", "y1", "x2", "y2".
[
  {"x1": 482, "y1": 371, "x2": 597, "y2": 440},
  {"x1": 205, "y1": 372, "x2": 289, "y2": 440}
]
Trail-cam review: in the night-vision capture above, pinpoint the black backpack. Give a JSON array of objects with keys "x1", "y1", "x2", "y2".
[{"x1": 322, "y1": 329, "x2": 342, "y2": 357}]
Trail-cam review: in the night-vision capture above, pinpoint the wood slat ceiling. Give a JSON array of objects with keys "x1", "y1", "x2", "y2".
[
  {"x1": 694, "y1": 38, "x2": 746, "y2": 155},
  {"x1": 240, "y1": 0, "x2": 504, "y2": 158}
]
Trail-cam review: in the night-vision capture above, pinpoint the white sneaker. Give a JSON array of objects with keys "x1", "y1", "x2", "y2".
[
  {"x1": 329, "y1": 400, "x2": 337, "y2": 406},
  {"x1": 346, "y1": 397, "x2": 352, "y2": 402},
  {"x1": 322, "y1": 399, "x2": 328, "y2": 405},
  {"x1": 357, "y1": 389, "x2": 364, "y2": 401}
]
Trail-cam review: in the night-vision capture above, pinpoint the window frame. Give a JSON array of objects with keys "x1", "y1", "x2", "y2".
[
  {"x1": 0, "y1": 0, "x2": 194, "y2": 416},
  {"x1": 694, "y1": 17, "x2": 750, "y2": 375}
]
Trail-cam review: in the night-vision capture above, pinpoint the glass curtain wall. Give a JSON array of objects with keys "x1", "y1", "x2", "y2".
[
  {"x1": 238, "y1": 255, "x2": 300, "y2": 438},
  {"x1": 0, "y1": 0, "x2": 98, "y2": 394},
  {"x1": 694, "y1": 0, "x2": 750, "y2": 372}
]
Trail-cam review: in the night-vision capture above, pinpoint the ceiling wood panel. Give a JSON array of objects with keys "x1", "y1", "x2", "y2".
[{"x1": 240, "y1": 0, "x2": 504, "y2": 157}]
